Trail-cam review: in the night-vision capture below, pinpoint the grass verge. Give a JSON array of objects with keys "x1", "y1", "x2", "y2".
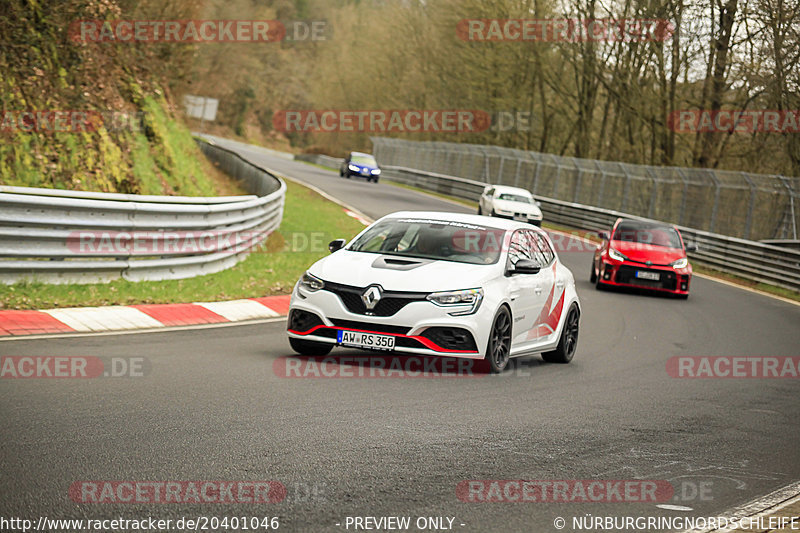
[{"x1": 0, "y1": 179, "x2": 367, "y2": 310}]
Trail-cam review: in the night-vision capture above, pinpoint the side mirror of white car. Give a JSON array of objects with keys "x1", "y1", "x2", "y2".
[
  {"x1": 328, "y1": 239, "x2": 346, "y2": 253},
  {"x1": 510, "y1": 258, "x2": 542, "y2": 275}
]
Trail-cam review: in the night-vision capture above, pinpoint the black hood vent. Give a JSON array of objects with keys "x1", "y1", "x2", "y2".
[{"x1": 371, "y1": 255, "x2": 432, "y2": 271}]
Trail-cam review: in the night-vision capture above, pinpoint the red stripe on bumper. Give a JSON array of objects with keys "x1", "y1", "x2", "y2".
[{"x1": 288, "y1": 325, "x2": 480, "y2": 354}]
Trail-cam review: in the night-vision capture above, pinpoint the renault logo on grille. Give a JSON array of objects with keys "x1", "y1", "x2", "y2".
[{"x1": 361, "y1": 285, "x2": 383, "y2": 310}]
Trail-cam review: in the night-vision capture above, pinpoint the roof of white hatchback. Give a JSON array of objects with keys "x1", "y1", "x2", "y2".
[
  {"x1": 382, "y1": 211, "x2": 525, "y2": 231},
  {"x1": 490, "y1": 185, "x2": 534, "y2": 196}
]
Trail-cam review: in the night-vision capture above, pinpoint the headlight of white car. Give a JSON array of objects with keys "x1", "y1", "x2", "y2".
[
  {"x1": 608, "y1": 248, "x2": 627, "y2": 262},
  {"x1": 299, "y1": 271, "x2": 325, "y2": 292},
  {"x1": 671, "y1": 257, "x2": 689, "y2": 269},
  {"x1": 426, "y1": 288, "x2": 484, "y2": 316}
]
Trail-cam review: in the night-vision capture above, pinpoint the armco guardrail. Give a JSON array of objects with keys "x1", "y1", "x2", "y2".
[
  {"x1": 0, "y1": 138, "x2": 285, "y2": 284},
  {"x1": 381, "y1": 165, "x2": 800, "y2": 292}
]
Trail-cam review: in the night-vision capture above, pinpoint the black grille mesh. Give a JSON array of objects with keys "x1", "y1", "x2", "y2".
[{"x1": 288, "y1": 309, "x2": 324, "y2": 332}]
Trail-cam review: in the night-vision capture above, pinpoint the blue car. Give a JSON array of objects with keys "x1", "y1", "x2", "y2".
[{"x1": 340, "y1": 151, "x2": 381, "y2": 183}]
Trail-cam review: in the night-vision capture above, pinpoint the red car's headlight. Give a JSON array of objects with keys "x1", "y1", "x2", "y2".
[
  {"x1": 671, "y1": 257, "x2": 689, "y2": 269},
  {"x1": 608, "y1": 248, "x2": 627, "y2": 262}
]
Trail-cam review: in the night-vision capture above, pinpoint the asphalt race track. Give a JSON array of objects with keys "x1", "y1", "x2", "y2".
[{"x1": 1, "y1": 136, "x2": 799, "y2": 532}]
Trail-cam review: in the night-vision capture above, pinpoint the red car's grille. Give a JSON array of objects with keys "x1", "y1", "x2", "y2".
[{"x1": 615, "y1": 266, "x2": 678, "y2": 290}]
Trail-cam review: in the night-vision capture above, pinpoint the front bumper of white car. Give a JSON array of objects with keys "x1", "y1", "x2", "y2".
[
  {"x1": 287, "y1": 282, "x2": 492, "y2": 359},
  {"x1": 492, "y1": 210, "x2": 543, "y2": 226}
]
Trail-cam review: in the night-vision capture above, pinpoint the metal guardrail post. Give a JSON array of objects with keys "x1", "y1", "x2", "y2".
[
  {"x1": 552, "y1": 159, "x2": 562, "y2": 198},
  {"x1": 573, "y1": 158, "x2": 582, "y2": 204},
  {"x1": 740, "y1": 172, "x2": 756, "y2": 240},
  {"x1": 620, "y1": 164, "x2": 633, "y2": 213},
  {"x1": 595, "y1": 160, "x2": 607, "y2": 207},
  {"x1": 708, "y1": 170, "x2": 721, "y2": 234},
  {"x1": 675, "y1": 168, "x2": 689, "y2": 227},
  {"x1": 532, "y1": 159, "x2": 543, "y2": 195},
  {"x1": 646, "y1": 167, "x2": 659, "y2": 220},
  {"x1": 777, "y1": 175, "x2": 798, "y2": 240}
]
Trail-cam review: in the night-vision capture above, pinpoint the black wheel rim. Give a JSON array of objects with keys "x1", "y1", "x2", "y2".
[
  {"x1": 490, "y1": 311, "x2": 512, "y2": 368},
  {"x1": 563, "y1": 308, "x2": 579, "y2": 357}
]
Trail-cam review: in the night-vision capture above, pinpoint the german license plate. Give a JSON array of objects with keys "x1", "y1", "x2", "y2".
[
  {"x1": 337, "y1": 330, "x2": 395, "y2": 350},
  {"x1": 513, "y1": 214, "x2": 526, "y2": 221},
  {"x1": 635, "y1": 270, "x2": 660, "y2": 281}
]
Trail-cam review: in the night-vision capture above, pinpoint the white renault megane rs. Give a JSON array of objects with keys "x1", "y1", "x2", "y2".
[{"x1": 286, "y1": 211, "x2": 581, "y2": 372}]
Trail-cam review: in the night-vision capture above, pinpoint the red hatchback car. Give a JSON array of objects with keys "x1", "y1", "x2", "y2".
[{"x1": 591, "y1": 218, "x2": 696, "y2": 298}]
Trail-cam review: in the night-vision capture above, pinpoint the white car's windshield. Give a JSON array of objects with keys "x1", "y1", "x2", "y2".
[
  {"x1": 349, "y1": 218, "x2": 506, "y2": 265},
  {"x1": 497, "y1": 193, "x2": 533, "y2": 204}
]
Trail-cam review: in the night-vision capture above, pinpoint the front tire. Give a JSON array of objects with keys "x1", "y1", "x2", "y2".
[
  {"x1": 542, "y1": 304, "x2": 579, "y2": 364},
  {"x1": 289, "y1": 337, "x2": 333, "y2": 356},
  {"x1": 486, "y1": 307, "x2": 512, "y2": 373},
  {"x1": 477, "y1": 205, "x2": 483, "y2": 215},
  {"x1": 590, "y1": 261, "x2": 597, "y2": 283}
]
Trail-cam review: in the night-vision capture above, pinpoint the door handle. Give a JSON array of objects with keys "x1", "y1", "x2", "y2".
[
  {"x1": 534, "y1": 285, "x2": 542, "y2": 295},
  {"x1": 556, "y1": 281, "x2": 565, "y2": 289}
]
